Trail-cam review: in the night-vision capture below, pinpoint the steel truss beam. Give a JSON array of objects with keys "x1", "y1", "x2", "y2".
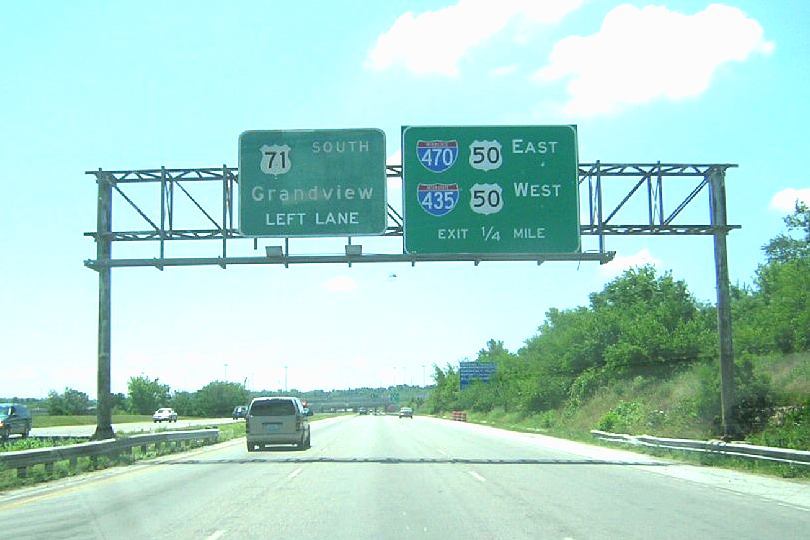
[
  {"x1": 83, "y1": 163, "x2": 739, "y2": 261},
  {"x1": 86, "y1": 252, "x2": 610, "y2": 270}
]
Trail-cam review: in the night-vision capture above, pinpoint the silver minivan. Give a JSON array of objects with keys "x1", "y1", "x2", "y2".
[{"x1": 245, "y1": 397, "x2": 311, "y2": 452}]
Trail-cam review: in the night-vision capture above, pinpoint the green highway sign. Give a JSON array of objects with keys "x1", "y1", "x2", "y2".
[
  {"x1": 239, "y1": 129, "x2": 387, "y2": 237},
  {"x1": 402, "y1": 125, "x2": 580, "y2": 254}
]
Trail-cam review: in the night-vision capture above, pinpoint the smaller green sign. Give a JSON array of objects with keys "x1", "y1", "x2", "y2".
[{"x1": 238, "y1": 129, "x2": 387, "y2": 237}]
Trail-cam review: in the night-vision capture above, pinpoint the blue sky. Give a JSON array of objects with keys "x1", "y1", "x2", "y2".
[{"x1": 1, "y1": 1, "x2": 808, "y2": 398}]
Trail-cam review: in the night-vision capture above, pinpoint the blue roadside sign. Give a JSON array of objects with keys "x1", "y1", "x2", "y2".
[{"x1": 459, "y1": 362, "x2": 497, "y2": 390}]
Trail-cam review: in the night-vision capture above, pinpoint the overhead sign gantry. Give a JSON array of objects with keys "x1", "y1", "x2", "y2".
[{"x1": 84, "y1": 124, "x2": 740, "y2": 440}]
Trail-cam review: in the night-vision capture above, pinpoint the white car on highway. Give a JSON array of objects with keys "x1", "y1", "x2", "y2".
[{"x1": 152, "y1": 408, "x2": 178, "y2": 423}]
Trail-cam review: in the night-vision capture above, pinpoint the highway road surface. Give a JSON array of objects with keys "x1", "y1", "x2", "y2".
[
  {"x1": 30, "y1": 417, "x2": 239, "y2": 438},
  {"x1": 2, "y1": 415, "x2": 809, "y2": 539}
]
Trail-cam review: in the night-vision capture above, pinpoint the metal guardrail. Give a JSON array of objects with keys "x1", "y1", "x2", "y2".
[
  {"x1": 0, "y1": 429, "x2": 219, "y2": 478},
  {"x1": 590, "y1": 430, "x2": 810, "y2": 466}
]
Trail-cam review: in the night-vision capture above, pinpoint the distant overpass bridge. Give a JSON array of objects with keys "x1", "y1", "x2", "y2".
[{"x1": 305, "y1": 399, "x2": 394, "y2": 412}]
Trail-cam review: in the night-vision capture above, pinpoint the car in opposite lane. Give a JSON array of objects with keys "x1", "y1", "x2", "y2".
[
  {"x1": 152, "y1": 407, "x2": 178, "y2": 423},
  {"x1": 0, "y1": 403, "x2": 32, "y2": 440}
]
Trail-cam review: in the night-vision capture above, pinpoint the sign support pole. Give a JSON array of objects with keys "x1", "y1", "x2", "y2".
[
  {"x1": 709, "y1": 167, "x2": 736, "y2": 440},
  {"x1": 93, "y1": 171, "x2": 115, "y2": 440}
]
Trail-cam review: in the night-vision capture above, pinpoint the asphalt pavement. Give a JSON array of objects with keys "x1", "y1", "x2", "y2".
[{"x1": 2, "y1": 414, "x2": 809, "y2": 539}]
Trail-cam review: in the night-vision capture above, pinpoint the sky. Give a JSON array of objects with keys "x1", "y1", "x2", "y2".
[{"x1": 1, "y1": 0, "x2": 808, "y2": 398}]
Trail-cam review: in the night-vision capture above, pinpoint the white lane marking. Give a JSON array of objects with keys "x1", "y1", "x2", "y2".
[
  {"x1": 468, "y1": 470, "x2": 486, "y2": 483},
  {"x1": 437, "y1": 448, "x2": 448, "y2": 456},
  {"x1": 777, "y1": 502, "x2": 810, "y2": 513},
  {"x1": 287, "y1": 467, "x2": 303, "y2": 480},
  {"x1": 206, "y1": 530, "x2": 226, "y2": 540}
]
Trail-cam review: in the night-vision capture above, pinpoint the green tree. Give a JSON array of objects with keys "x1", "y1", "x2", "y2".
[
  {"x1": 110, "y1": 392, "x2": 127, "y2": 413},
  {"x1": 425, "y1": 364, "x2": 460, "y2": 413},
  {"x1": 735, "y1": 203, "x2": 810, "y2": 353},
  {"x1": 46, "y1": 387, "x2": 91, "y2": 415},
  {"x1": 127, "y1": 375, "x2": 171, "y2": 415},
  {"x1": 170, "y1": 391, "x2": 199, "y2": 417},
  {"x1": 589, "y1": 266, "x2": 712, "y2": 377},
  {"x1": 194, "y1": 381, "x2": 250, "y2": 417},
  {"x1": 763, "y1": 201, "x2": 809, "y2": 263}
]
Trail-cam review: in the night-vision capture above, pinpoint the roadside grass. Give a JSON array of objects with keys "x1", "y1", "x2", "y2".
[
  {"x1": 435, "y1": 353, "x2": 810, "y2": 480},
  {"x1": 443, "y1": 409, "x2": 810, "y2": 480},
  {"x1": 752, "y1": 351, "x2": 810, "y2": 404},
  {"x1": 0, "y1": 437, "x2": 88, "y2": 453},
  {"x1": 33, "y1": 415, "x2": 153, "y2": 428}
]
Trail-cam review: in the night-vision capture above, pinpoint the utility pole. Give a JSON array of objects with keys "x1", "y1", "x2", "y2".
[{"x1": 709, "y1": 167, "x2": 737, "y2": 440}]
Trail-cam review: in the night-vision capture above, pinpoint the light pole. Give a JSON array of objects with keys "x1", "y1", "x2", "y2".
[
  {"x1": 284, "y1": 365, "x2": 288, "y2": 392},
  {"x1": 224, "y1": 363, "x2": 228, "y2": 381}
]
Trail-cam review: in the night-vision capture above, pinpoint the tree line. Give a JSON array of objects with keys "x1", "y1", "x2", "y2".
[
  {"x1": 44, "y1": 379, "x2": 430, "y2": 417},
  {"x1": 426, "y1": 203, "x2": 810, "y2": 434},
  {"x1": 45, "y1": 378, "x2": 251, "y2": 418}
]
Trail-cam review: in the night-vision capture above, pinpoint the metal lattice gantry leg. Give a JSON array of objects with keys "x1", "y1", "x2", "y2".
[
  {"x1": 93, "y1": 170, "x2": 114, "y2": 440},
  {"x1": 709, "y1": 167, "x2": 737, "y2": 439}
]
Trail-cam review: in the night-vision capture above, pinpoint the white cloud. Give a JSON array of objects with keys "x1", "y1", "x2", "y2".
[
  {"x1": 489, "y1": 64, "x2": 518, "y2": 77},
  {"x1": 365, "y1": 0, "x2": 582, "y2": 76},
  {"x1": 599, "y1": 248, "x2": 660, "y2": 278},
  {"x1": 321, "y1": 275, "x2": 359, "y2": 293},
  {"x1": 769, "y1": 188, "x2": 810, "y2": 212},
  {"x1": 533, "y1": 4, "x2": 774, "y2": 116}
]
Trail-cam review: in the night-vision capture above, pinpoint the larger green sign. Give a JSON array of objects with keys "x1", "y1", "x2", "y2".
[
  {"x1": 239, "y1": 129, "x2": 387, "y2": 237},
  {"x1": 402, "y1": 125, "x2": 580, "y2": 254}
]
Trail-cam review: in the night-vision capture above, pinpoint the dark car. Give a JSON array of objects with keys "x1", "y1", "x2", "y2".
[
  {"x1": 232, "y1": 405, "x2": 248, "y2": 419},
  {"x1": 0, "y1": 403, "x2": 32, "y2": 440}
]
